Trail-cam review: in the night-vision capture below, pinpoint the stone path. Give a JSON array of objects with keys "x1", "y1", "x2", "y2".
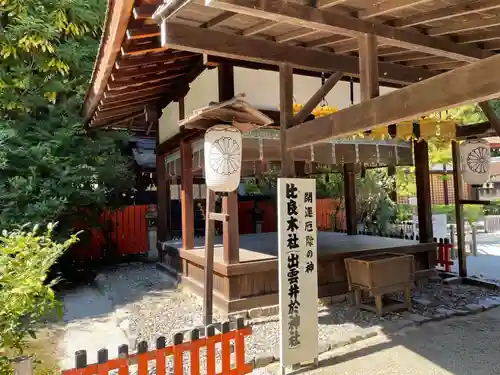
[
  {"x1": 256, "y1": 306, "x2": 500, "y2": 375},
  {"x1": 57, "y1": 285, "x2": 128, "y2": 370}
]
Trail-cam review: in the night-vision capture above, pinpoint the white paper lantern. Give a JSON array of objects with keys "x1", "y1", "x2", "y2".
[
  {"x1": 460, "y1": 138, "x2": 491, "y2": 185},
  {"x1": 204, "y1": 125, "x2": 242, "y2": 192}
]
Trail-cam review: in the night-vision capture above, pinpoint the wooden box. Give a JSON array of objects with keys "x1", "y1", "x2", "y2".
[{"x1": 345, "y1": 253, "x2": 415, "y2": 294}]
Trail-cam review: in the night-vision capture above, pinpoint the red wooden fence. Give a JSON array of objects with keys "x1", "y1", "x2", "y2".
[
  {"x1": 62, "y1": 319, "x2": 252, "y2": 375},
  {"x1": 82, "y1": 200, "x2": 345, "y2": 260}
]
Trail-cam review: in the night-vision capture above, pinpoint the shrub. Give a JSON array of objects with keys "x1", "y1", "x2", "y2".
[{"x1": 0, "y1": 223, "x2": 78, "y2": 370}]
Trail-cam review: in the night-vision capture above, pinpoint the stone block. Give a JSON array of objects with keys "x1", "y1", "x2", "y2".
[
  {"x1": 478, "y1": 297, "x2": 500, "y2": 310},
  {"x1": 318, "y1": 341, "x2": 330, "y2": 354},
  {"x1": 435, "y1": 307, "x2": 455, "y2": 317},
  {"x1": 412, "y1": 297, "x2": 433, "y2": 306},
  {"x1": 254, "y1": 353, "x2": 274, "y2": 368},
  {"x1": 248, "y1": 307, "x2": 263, "y2": 319},
  {"x1": 408, "y1": 313, "x2": 430, "y2": 324},
  {"x1": 465, "y1": 303, "x2": 483, "y2": 313},
  {"x1": 443, "y1": 277, "x2": 463, "y2": 285},
  {"x1": 261, "y1": 305, "x2": 279, "y2": 317}
]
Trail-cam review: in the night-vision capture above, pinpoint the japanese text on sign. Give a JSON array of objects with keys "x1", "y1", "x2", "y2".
[{"x1": 278, "y1": 178, "x2": 318, "y2": 367}]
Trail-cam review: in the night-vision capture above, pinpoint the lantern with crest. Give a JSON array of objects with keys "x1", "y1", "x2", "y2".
[
  {"x1": 460, "y1": 138, "x2": 491, "y2": 186},
  {"x1": 204, "y1": 124, "x2": 242, "y2": 192}
]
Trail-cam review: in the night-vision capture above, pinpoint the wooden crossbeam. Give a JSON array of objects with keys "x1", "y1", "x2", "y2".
[
  {"x1": 161, "y1": 22, "x2": 434, "y2": 85},
  {"x1": 205, "y1": 0, "x2": 493, "y2": 62},
  {"x1": 484, "y1": 40, "x2": 500, "y2": 51},
  {"x1": 427, "y1": 14, "x2": 500, "y2": 37},
  {"x1": 127, "y1": 25, "x2": 160, "y2": 40},
  {"x1": 121, "y1": 36, "x2": 164, "y2": 56},
  {"x1": 458, "y1": 30, "x2": 500, "y2": 44},
  {"x1": 275, "y1": 29, "x2": 317, "y2": 43},
  {"x1": 304, "y1": 35, "x2": 346, "y2": 48},
  {"x1": 112, "y1": 62, "x2": 188, "y2": 79},
  {"x1": 293, "y1": 72, "x2": 343, "y2": 125},
  {"x1": 133, "y1": 5, "x2": 157, "y2": 19},
  {"x1": 358, "y1": 0, "x2": 433, "y2": 19},
  {"x1": 201, "y1": 12, "x2": 236, "y2": 28},
  {"x1": 405, "y1": 56, "x2": 453, "y2": 67},
  {"x1": 116, "y1": 51, "x2": 197, "y2": 70},
  {"x1": 286, "y1": 52, "x2": 500, "y2": 149},
  {"x1": 107, "y1": 72, "x2": 185, "y2": 91},
  {"x1": 241, "y1": 20, "x2": 276, "y2": 36},
  {"x1": 478, "y1": 101, "x2": 500, "y2": 136},
  {"x1": 392, "y1": 0, "x2": 500, "y2": 28},
  {"x1": 99, "y1": 94, "x2": 166, "y2": 110},
  {"x1": 382, "y1": 51, "x2": 430, "y2": 63}
]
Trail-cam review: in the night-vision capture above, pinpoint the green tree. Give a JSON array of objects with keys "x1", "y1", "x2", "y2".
[{"x1": 0, "y1": 0, "x2": 133, "y2": 231}]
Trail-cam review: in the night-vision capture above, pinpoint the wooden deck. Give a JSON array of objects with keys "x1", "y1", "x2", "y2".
[{"x1": 159, "y1": 232, "x2": 437, "y2": 313}]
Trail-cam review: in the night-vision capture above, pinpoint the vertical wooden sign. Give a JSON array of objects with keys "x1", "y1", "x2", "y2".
[{"x1": 277, "y1": 178, "x2": 318, "y2": 368}]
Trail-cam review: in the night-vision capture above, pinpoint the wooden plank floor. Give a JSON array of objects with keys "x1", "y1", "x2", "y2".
[{"x1": 163, "y1": 232, "x2": 419, "y2": 264}]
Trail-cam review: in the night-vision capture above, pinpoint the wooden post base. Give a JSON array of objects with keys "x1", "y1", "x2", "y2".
[{"x1": 354, "y1": 286, "x2": 412, "y2": 316}]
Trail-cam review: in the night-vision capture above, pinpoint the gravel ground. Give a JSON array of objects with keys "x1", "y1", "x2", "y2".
[{"x1": 95, "y1": 263, "x2": 500, "y2": 374}]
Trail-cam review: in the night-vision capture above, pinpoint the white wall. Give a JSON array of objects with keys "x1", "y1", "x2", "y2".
[{"x1": 159, "y1": 67, "x2": 396, "y2": 143}]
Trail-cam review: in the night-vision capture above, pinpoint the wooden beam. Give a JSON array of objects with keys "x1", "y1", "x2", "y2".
[
  {"x1": 127, "y1": 25, "x2": 160, "y2": 40},
  {"x1": 392, "y1": 0, "x2": 500, "y2": 28},
  {"x1": 180, "y1": 140, "x2": 195, "y2": 250},
  {"x1": 286, "y1": 52, "x2": 500, "y2": 149},
  {"x1": 111, "y1": 63, "x2": 188, "y2": 80},
  {"x1": 427, "y1": 15, "x2": 500, "y2": 37},
  {"x1": 457, "y1": 30, "x2": 500, "y2": 44},
  {"x1": 478, "y1": 101, "x2": 500, "y2": 136},
  {"x1": 205, "y1": 0, "x2": 492, "y2": 62},
  {"x1": 382, "y1": 51, "x2": 430, "y2": 63},
  {"x1": 241, "y1": 20, "x2": 276, "y2": 36},
  {"x1": 161, "y1": 22, "x2": 434, "y2": 85},
  {"x1": 275, "y1": 29, "x2": 317, "y2": 43},
  {"x1": 452, "y1": 141, "x2": 467, "y2": 277},
  {"x1": 293, "y1": 72, "x2": 343, "y2": 125},
  {"x1": 116, "y1": 51, "x2": 197, "y2": 69},
  {"x1": 484, "y1": 40, "x2": 500, "y2": 51},
  {"x1": 305, "y1": 35, "x2": 346, "y2": 48},
  {"x1": 202, "y1": 11, "x2": 236, "y2": 28},
  {"x1": 107, "y1": 72, "x2": 186, "y2": 90},
  {"x1": 133, "y1": 5, "x2": 157, "y2": 19},
  {"x1": 358, "y1": 0, "x2": 433, "y2": 19},
  {"x1": 156, "y1": 121, "x2": 169, "y2": 246},
  {"x1": 280, "y1": 63, "x2": 295, "y2": 177},
  {"x1": 455, "y1": 121, "x2": 493, "y2": 139}
]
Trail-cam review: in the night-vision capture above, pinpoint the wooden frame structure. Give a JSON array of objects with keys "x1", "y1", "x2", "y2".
[{"x1": 83, "y1": 0, "x2": 500, "y2": 313}]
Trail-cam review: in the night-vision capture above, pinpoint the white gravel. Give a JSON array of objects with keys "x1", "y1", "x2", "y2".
[{"x1": 95, "y1": 263, "x2": 500, "y2": 374}]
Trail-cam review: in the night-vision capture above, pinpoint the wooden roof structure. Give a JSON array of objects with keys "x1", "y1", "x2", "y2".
[{"x1": 84, "y1": 0, "x2": 500, "y2": 132}]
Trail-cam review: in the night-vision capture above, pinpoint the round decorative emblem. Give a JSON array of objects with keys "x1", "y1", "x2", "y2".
[
  {"x1": 209, "y1": 136, "x2": 241, "y2": 176},
  {"x1": 466, "y1": 146, "x2": 489, "y2": 174}
]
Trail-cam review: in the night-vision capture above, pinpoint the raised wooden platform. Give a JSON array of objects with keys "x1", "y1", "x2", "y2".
[{"x1": 159, "y1": 232, "x2": 437, "y2": 313}]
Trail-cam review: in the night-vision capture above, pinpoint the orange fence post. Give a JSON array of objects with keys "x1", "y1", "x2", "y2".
[{"x1": 61, "y1": 318, "x2": 253, "y2": 375}]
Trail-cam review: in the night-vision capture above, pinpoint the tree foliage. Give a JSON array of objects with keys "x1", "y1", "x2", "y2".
[{"x1": 0, "y1": 0, "x2": 134, "y2": 231}]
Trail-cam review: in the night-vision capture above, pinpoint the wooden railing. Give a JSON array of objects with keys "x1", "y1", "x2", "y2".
[{"x1": 61, "y1": 318, "x2": 252, "y2": 375}]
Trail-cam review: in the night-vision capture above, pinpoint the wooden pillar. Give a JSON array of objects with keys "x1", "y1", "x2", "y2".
[
  {"x1": 414, "y1": 140, "x2": 434, "y2": 243},
  {"x1": 343, "y1": 164, "x2": 357, "y2": 234},
  {"x1": 156, "y1": 152, "x2": 169, "y2": 243},
  {"x1": 180, "y1": 107, "x2": 194, "y2": 254},
  {"x1": 452, "y1": 141, "x2": 467, "y2": 277},
  {"x1": 387, "y1": 165, "x2": 397, "y2": 203},
  {"x1": 279, "y1": 63, "x2": 295, "y2": 177},
  {"x1": 344, "y1": 33, "x2": 380, "y2": 235},
  {"x1": 218, "y1": 63, "x2": 239, "y2": 264},
  {"x1": 218, "y1": 62, "x2": 235, "y2": 101}
]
